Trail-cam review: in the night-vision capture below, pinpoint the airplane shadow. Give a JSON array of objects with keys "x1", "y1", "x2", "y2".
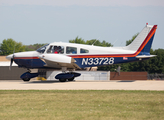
[
  {"x1": 117, "y1": 80, "x2": 135, "y2": 82},
  {"x1": 23, "y1": 80, "x2": 75, "y2": 84}
]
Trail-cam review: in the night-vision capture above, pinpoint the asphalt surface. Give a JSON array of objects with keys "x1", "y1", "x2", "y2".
[{"x1": 0, "y1": 80, "x2": 164, "y2": 90}]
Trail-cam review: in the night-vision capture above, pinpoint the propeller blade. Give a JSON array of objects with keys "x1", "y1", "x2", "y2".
[
  {"x1": 9, "y1": 45, "x2": 16, "y2": 70},
  {"x1": 9, "y1": 59, "x2": 13, "y2": 70},
  {"x1": 9, "y1": 54, "x2": 14, "y2": 70}
]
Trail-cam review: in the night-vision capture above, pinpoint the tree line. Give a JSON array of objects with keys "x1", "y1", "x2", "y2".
[
  {"x1": 0, "y1": 38, "x2": 47, "y2": 55},
  {"x1": 0, "y1": 36, "x2": 164, "y2": 74}
]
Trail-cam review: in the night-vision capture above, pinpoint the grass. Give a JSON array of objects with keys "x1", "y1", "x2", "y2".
[{"x1": 0, "y1": 90, "x2": 164, "y2": 120}]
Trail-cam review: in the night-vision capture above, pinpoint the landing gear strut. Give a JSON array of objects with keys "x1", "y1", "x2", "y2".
[{"x1": 27, "y1": 69, "x2": 31, "y2": 73}]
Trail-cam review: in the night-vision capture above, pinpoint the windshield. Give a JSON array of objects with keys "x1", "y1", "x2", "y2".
[{"x1": 36, "y1": 44, "x2": 49, "y2": 53}]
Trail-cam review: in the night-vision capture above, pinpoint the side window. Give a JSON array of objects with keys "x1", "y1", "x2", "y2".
[
  {"x1": 66, "y1": 46, "x2": 77, "y2": 54},
  {"x1": 47, "y1": 46, "x2": 64, "y2": 54},
  {"x1": 80, "y1": 48, "x2": 89, "y2": 53}
]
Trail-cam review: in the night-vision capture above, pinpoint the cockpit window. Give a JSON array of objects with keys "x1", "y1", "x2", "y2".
[
  {"x1": 36, "y1": 44, "x2": 49, "y2": 53},
  {"x1": 66, "y1": 46, "x2": 77, "y2": 54},
  {"x1": 80, "y1": 48, "x2": 89, "y2": 53},
  {"x1": 47, "y1": 46, "x2": 64, "y2": 54}
]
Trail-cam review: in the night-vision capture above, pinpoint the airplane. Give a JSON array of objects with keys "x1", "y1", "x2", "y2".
[{"x1": 6, "y1": 24, "x2": 157, "y2": 82}]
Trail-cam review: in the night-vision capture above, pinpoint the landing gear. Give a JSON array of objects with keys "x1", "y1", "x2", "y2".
[
  {"x1": 59, "y1": 79, "x2": 67, "y2": 82},
  {"x1": 68, "y1": 77, "x2": 74, "y2": 81},
  {"x1": 55, "y1": 67, "x2": 81, "y2": 82},
  {"x1": 59, "y1": 77, "x2": 74, "y2": 82},
  {"x1": 21, "y1": 69, "x2": 31, "y2": 82},
  {"x1": 20, "y1": 69, "x2": 39, "y2": 82},
  {"x1": 22, "y1": 78, "x2": 31, "y2": 82}
]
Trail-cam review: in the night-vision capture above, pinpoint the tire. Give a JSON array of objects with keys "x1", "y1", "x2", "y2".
[
  {"x1": 59, "y1": 79, "x2": 67, "y2": 82},
  {"x1": 68, "y1": 77, "x2": 74, "y2": 81},
  {"x1": 22, "y1": 78, "x2": 30, "y2": 82}
]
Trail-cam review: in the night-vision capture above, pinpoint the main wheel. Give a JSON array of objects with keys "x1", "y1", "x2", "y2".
[
  {"x1": 22, "y1": 78, "x2": 30, "y2": 82},
  {"x1": 68, "y1": 77, "x2": 74, "y2": 81},
  {"x1": 59, "y1": 79, "x2": 67, "y2": 82}
]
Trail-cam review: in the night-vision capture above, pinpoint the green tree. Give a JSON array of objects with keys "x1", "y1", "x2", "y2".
[
  {"x1": 0, "y1": 38, "x2": 25, "y2": 55},
  {"x1": 148, "y1": 49, "x2": 164, "y2": 73},
  {"x1": 86, "y1": 39, "x2": 101, "y2": 46},
  {"x1": 101, "y1": 40, "x2": 113, "y2": 47},
  {"x1": 25, "y1": 43, "x2": 47, "y2": 51},
  {"x1": 126, "y1": 33, "x2": 139, "y2": 46},
  {"x1": 69, "y1": 36, "x2": 85, "y2": 44},
  {"x1": 69, "y1": 36, "x2": 112, "y2": 47}
]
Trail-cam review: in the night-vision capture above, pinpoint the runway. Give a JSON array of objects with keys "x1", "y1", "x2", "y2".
[{"x1": 0, "y1": 80, "x2": 164, "y2": 90}]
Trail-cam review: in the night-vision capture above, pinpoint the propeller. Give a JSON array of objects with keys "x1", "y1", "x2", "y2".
[
  {"x1": 9, "y1": 54, "x2": 14, "y2": 70},
  {"x1": 9, "y1": 45, "x2": 15, "y2": 70}
]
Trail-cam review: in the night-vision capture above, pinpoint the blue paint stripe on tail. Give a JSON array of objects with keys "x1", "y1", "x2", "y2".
[{"x1": 140, "y1": 33, "x2": 155, "y2": 54}]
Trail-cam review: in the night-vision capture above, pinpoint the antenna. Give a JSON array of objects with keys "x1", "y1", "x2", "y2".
[
  {"x1": 119, "y1": 41, "x2": 123, "y2": 46},
  {"x1": 92, "y1": 40, "x2": 97, "y2": 46},
  {"x1": 92, "y1": 37, "x2": 100, "y2": 46},
  {"x1": 112, "y1": 39, "x2": 118, "y2": 46}
]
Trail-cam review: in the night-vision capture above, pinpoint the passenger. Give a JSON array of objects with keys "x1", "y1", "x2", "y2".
[
  {"x1": 58, "y1": 46, "x2": 62, "y2": 54},
  {"x1": 72, "y1": 51, "x2": 76, "y2": 54},
  {"x1": 54, "y1": 46, "x2": 58, "y2": 54},
  {"x1": 72, "y1": 48, "x2": 77, "y2": 54}
]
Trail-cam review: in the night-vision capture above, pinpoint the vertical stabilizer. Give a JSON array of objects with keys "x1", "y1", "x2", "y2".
[{"x1": 125, "y1": 24, "x2": 157, "y2": 54}]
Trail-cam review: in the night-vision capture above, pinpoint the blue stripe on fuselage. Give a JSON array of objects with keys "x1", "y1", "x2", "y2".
[{"x1": 74, "y1": 57, "x2": 147, "y2": 68}]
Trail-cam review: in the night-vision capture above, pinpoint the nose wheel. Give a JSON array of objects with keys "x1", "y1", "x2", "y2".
[{"x1": 22, "y1": 78, "x2": 31, "y2": 82}]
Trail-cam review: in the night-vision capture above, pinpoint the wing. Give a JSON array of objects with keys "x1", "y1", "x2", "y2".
[{"x1": 38, "y1": 54, "x2": 80, "y2": 69}]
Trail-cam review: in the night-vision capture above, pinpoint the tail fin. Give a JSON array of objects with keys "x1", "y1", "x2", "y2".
[{"x1": 125, "y1": 24, "x2": 157, "y2": 55}]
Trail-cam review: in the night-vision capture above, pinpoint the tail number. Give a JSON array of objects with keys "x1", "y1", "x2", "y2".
[{"x1": 82, "y1": 57, "x2": 114, "y2": 65}]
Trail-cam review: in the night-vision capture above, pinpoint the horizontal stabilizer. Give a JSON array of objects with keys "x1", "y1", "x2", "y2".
[{"x1": 136, "y1": 55, "x2": 156, "y2": 59}]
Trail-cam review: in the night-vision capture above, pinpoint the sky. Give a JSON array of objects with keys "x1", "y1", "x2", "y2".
[{"x1": 0, "y1": 0, "x2": 164, "y2": 50}]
